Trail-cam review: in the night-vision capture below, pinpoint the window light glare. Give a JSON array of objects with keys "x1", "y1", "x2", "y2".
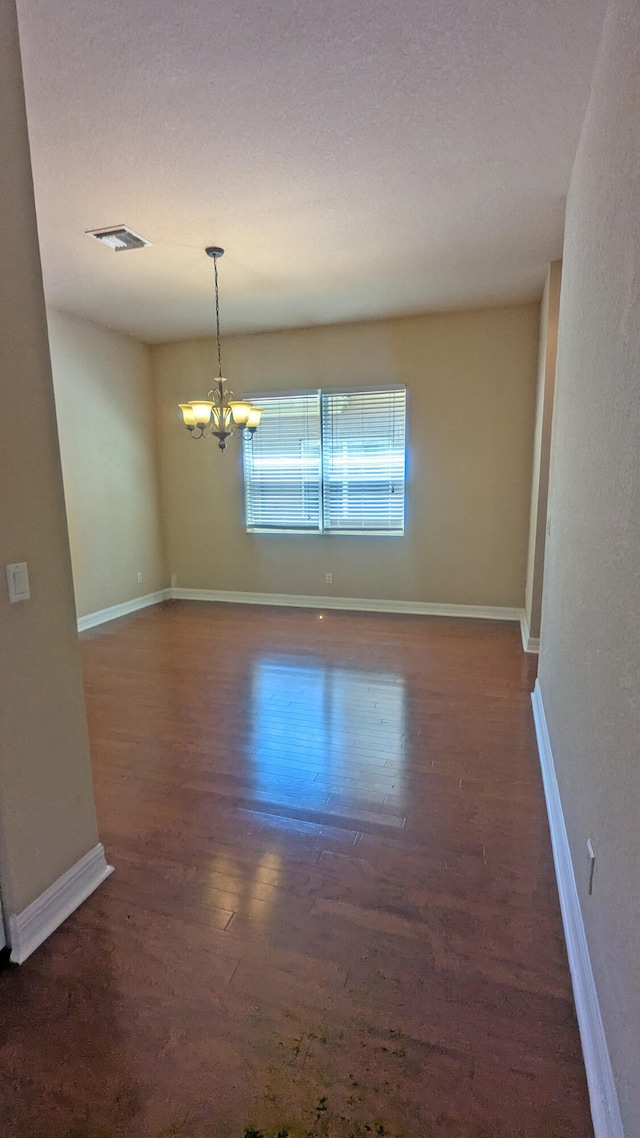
[{"x1": 242, "y1": 387, "x2": 406, "y2": 536}]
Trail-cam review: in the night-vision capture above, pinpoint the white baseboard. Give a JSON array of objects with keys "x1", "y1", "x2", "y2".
[
  {"x1": 520, "y1": 611, "x2": 540, "y2": 653},
  {"x1": 76, "y1": 585, "x2": 524, "y2": 632},
  {"x1": 169, "y1": 587, "x2": 523, "y2": 623},
  {"x1": 7, "y1": 843, "x2": 114, "y2": 965},
  {"x1": 531, "y1": 681, "x2": 623, "y2": 1138},
  {"x1": 77, "y1": 589, "x2": 170, "y2": 632}
]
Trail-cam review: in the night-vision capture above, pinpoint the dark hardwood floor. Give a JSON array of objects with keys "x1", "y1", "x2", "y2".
[{"x1": 0, "y1": 601, "x2": 592, "y2": 1138}]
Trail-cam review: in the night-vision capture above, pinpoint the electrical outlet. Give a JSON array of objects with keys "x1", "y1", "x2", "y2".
[
  {"x1": 325, "y1": 573, "x2": 333, "y2": 584},
  {"x1": 137, "y1": 571, "x2": 143, "y2": 583},
  {"x1": 546, "y1": 515, "x2": 552, "y2": 536},
  {"x1": 587, "y1": 839, "x2": 595, "y2": 894},
  {"x1": 170, "y1": 572, "x2": 177, "y2": 588}
]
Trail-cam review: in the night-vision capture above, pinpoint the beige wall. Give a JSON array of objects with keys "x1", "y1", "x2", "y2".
[
  {"x1": 0, "y1": 1, "x2": 99, "y2": 915},
  {"x1": 48, "y1": 311, "x2": 167, "y2": 618},
  {"x1": 538, "y1": 0, "x2": 640, "y2": 1130},
  {"x1": 524, "y1": 260, "x2": 561, "y2": 643},
  {"x1": 154, "y1": 304, "x2": 538, "y2": 608}
]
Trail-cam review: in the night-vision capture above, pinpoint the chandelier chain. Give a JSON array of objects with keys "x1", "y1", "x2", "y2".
[
  {"x1": 213, "y1": 255, "x2": 223, "y2": 378},
  {"x1": 178, "y1": 245, "x2": 262, "y2": 449}
]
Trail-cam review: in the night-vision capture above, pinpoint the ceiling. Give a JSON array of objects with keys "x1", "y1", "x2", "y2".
[{"x1": 16, "y1": 0, "x2": 607, "y2": 343}]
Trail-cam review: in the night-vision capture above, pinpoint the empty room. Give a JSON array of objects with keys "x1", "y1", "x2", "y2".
[{"x1": 0, "y1": 1, "x2": 638, "y2": 1137}]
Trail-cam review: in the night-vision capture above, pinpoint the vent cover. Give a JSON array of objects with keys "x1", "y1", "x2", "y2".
[{"x1": 86, "y1": 225, "x2": 152, "y2": 251}]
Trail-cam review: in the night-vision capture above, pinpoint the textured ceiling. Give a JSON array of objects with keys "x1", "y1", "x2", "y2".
[{"x1": 16, "y1": 0, "x2": 607, "y2": 342}]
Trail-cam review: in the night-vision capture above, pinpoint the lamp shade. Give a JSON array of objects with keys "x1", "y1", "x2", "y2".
[
  {"x1": 179, "y1": 403, "x2": 198, "y2": 427},
  {"x1": 229, "y1": 400, "x2": 253, "y2": 425},
  {"x1": 188, "y1": 400, "x2": 215, "y2": 426},
  {"x1": 246, "y1": 406, "x2": 263, "y2": 429}
]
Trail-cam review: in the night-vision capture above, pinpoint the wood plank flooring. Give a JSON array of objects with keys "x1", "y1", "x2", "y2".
[{"x1": 0, "y1": 602, "x2": 593, "y2": 1138}]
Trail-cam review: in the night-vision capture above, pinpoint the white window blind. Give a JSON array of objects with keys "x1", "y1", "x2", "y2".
[
  {"x1": 243, "y1": 386, "x2": 406, "y2": 535},
  {"x1": 243, "y1": 392, "x2": 321, "y2": 532},
  {"x1": 321, "y1": 388, "x2": 406, "y2": 534}
]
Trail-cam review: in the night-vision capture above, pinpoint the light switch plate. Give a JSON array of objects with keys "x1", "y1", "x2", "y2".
[{"x1": 6, "y1": 561, "x2": 30, "y2": 603}]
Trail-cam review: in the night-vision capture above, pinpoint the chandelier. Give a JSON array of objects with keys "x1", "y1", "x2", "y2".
[{"x1": 178, "y1": 246, "x2": 262, "y2": 451}]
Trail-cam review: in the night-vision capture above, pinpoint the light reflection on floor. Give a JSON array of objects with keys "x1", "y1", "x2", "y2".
[
  {"x1": 207, "y1": 848, "x2": 284, "y2": 922},
  {"x1": 249, "y1": 654, "x2": 407, "y2": 809}
]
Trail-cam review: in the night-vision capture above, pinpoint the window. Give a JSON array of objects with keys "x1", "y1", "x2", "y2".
[{"x1": 242, "y1": 387, "x2": 406, "y2": 535}]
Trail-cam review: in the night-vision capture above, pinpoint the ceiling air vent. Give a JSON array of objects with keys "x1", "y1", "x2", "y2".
[{"x1": 86, "y1": 225, "x2": 152, "y2": 251}]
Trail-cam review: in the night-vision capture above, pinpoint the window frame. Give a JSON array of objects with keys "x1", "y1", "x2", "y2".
[{"x1": 242, "y1": 385, "x2": 407, "y2": 537}]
